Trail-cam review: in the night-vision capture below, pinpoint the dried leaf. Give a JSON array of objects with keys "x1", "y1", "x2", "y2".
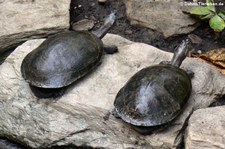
[{"x1": 197, "y1": 48, "x2": 225, "y2": 75}]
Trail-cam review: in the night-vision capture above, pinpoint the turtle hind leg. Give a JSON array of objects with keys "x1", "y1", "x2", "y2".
[
  {"x1": 29, "y1": 85, "x2": 65, "y2": 98},
  {"x1": 132, "y1": 126, "x2": 156, "y2": 135},
  {"x1": 132, "y1": 124, "x2": 168, "y2": 135},
  {"x1": 103, "y1": 45, "x2": 118, "y2": 54}
]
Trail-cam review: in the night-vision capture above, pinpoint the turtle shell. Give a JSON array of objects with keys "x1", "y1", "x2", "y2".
[
  {"x1": 114, "y1": 64, "x2": 192, "y2": 126},
  {"x1": 21, "y1": 30, "x2": 103, "y2": 88}
]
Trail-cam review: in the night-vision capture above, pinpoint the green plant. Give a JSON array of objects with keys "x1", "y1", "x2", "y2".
[{"x1": 189, "y1": 0, "x2": 225, "y2": 32}]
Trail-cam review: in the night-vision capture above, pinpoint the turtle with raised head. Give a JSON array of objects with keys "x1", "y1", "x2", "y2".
[
  {"x1": 113, "y1": 39, "x2": 193, "y2": 134},
  {"x1": 21, "y1": 12, "x2": 117, "y2": 98}
]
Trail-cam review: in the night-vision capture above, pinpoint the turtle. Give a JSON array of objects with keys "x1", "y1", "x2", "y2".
[
  {"x1": 21, "y1": 12, "x2": 117, "y2": 98},
  {"x1": 113, "y1": 39, "x2": 193, "y2": 134}
]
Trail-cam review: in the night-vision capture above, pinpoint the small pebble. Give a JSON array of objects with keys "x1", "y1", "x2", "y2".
[
  {"x1": 125, "y1": 29, "x2": 133, "y2": 35},
  {"x1": 71, "y1": 19, "x2": 95, "y2": 31},
  {"x1": 188, "y1": 34, "x2": 203, "y2": 44},
  {"x1": 98, "y1": 0, "x2": 107, "y2": 4},
  {"x1": 197, "y1": 50, "x2": 202, "y2": 54}
]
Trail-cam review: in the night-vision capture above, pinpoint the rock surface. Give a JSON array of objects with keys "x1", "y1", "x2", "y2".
[
  {"x1": 185, "y1": 106, "x2": 225, "y2": 149},
  {"x1": 0, "y1": 0, "x2": 70, "y2": 54},
  {"x1": 124, "y1": 0, "x2": 198, "y2": 37},
  {"x1": 0, "y1": 34, "x2": 224, "y2": 148}
]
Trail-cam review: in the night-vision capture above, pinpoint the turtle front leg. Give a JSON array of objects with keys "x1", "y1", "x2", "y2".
[
  {"x1": 185, "y1": 69, "x2": 195, "y2": 79},
  {"x1": 112, "y1": 108, "x2": 120, "y2": 118},
  {"x1": 159, "y1": 61, "x2": 171, "y2": 65},
  {"x1": 103, "y1": 45, "x2": 118, "y2": 54}
]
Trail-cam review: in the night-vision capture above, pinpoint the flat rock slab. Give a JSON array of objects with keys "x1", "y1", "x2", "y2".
[
  {"x1": 185, "y1": 106, "x2": 225, "y2": 149},
  {"x1": 0, "y1": 34, "x2": 224, "y2": 148},
  {"x1": 124, "y1": 0, "x2": 198, "y2": 37},
  {"x1": 0, "y1": 0, "x2": 70, "y2": 54}
]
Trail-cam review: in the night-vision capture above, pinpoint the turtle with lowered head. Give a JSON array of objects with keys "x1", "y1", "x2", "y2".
[
  {"x1": 113, "y1": 39, "x2": 193, "y2": 134},
  {"x1": 21, "y1": 12, "x2": 117, "y2": 98}
]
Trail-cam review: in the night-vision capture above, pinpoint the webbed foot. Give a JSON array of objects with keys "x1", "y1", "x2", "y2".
[
  {"x1": 186, "y1": 69, "x2": 194, "y2": 78},
  {"x1": 112, "y1": 108, "x2": 120, "y2": 118}
]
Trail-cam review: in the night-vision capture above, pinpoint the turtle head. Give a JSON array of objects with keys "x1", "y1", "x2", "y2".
[
  {"x1": 92, "y1": 11, "x2": 116, "y2": 39},
  {"x1": 171, "y1": 39, "x2": 190, "y2": 67}
]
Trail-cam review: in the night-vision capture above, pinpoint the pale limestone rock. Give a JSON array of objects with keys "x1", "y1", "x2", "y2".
[
  {"x1": 0, "y1": 34, "x2": 224, "y2": 148},
  {"x1": 0, "y1": 0, "x2": 70, "y2": 54},
  {"x1": 124, "y1": 0, "x2": 198, "y2": 38},
  {"x1": 185, "y1": 106, "x2": 225, "y2": 149}
]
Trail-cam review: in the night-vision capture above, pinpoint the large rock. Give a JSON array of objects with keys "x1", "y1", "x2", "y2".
[
  {"x1": 185, "y1": 106, "x2": 225, "y2": 149},
  {"x1": 0, "y1": 0, "x2": 70, "y2": 54},
  {"x1": 124, "y1": 0, "x2": 198, "y2": 38},
  {"x1": 0, "y1": 34, "x2": 224, "y2": 148}
]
